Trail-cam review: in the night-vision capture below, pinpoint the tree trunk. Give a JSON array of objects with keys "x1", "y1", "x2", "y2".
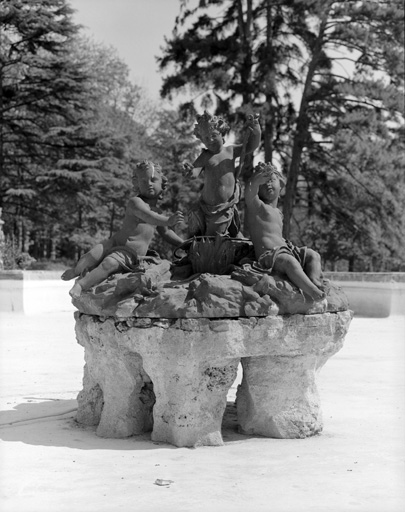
[
  {"x1": 50, "y1": 236, "x2": 57, "y2": 260},
  {"x1": 23, "y1": 227, "x2": 30, "y2": 254},
  {"x1": 237, "y1": 0, "x2": 255, "y2": 235},
  {"x1": 109, "y1": 203, "x2": 115, "y2": 237},
  {"x1": 0, "y1": 65, "x2": 3, "y2": 206},
  {"x1": 282, "y1": 7, "x2": 331, "y2": 239},
  {"x1": 42, "y1": 231, "x2": 47, "y2": 259},
  {"x1": 236, "y1": 0, "x2": 253, "y2": 105},
  {"x1": 17, "y1": 218, "x2": 23, "y2": 252},
  {"x1": 263, "y1": 0, "x2": 275, "y2": 162}
]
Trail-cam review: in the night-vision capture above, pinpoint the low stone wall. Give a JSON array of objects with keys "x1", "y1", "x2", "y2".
[
  {"x1": 2, "y1": 270, "x2": 403, "y2": 317},
  {"x1": 324, "y1": 272, "x2": 405, "y2": 317},
  {"x1": 0, "y1": 270, "x2": 74, "y2": 314}
]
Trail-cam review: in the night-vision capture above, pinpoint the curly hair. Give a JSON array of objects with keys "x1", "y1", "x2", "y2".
[
  {"x1": 131, "y1": 160, "x2": 168, "y2": 198},
  {"x1": 254, "y1": 161, "x2": 286, "y2": 188},
  {"x1": 193, "y1": 110, "x2": 230, "y2": 142}
]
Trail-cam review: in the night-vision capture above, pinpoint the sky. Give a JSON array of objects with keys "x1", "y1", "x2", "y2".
[{"x1": 68, "y1": 0, "x2": 183, "y2": 102}]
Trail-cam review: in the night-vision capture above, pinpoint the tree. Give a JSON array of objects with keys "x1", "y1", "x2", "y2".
[
  {"x1": 158, "y1": 0, "x2": 405, "y2": 270},
  {"x1": 281, "y1": 0, "x2": 404, "y2": 242},
  {"x1": 0, "y1": 0, "x2": 153, "y2": 263},
  {"x1": 0, "y1": 0, "x2": 88, "y2": 255},
  {"x1": 278, "y1": 0, "x2": 405, "y2": 270},
  {"x1": 47, "y1": 38, "x2": 153, "y2": 259}
]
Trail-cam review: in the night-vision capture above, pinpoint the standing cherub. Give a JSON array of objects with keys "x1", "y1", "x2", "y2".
[
  {"x1": 245, "y1": 162, "x2": 325, "y2": 301},
  {"x1": 182, "y1": 111, "x2": 261, "y2": 237},
  {"x1": 61, "y1": 160, "x2": 184, "y2": 298}
]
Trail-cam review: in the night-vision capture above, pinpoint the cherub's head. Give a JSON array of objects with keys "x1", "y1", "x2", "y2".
[
  {"x1": 131, "y1": 160, "x2": 168, "y2": 200},
  {"x1": 254, "y1": 162, "x2": 286, "y2": 203},
  {"x1": 254, "y1": 162, "x2": 286, "y2": 187},
  {"x1": 193, "y1": 111, "x2": 230, "y2": 151}
]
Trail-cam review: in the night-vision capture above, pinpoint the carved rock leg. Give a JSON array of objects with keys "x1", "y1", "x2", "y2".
[
  {"x1": 142, "y1": 356, "x2": 239, "y2": 447},
  {"x1": 95, "y1": 354, "x2": 152, "y2": 438},
  {"x1": 237, "y1": 355, "x2": 323, "y2": 438},
  {"x1": 76, "y1": 319, "x2": 154, "y2": 438},
  {"x1": 76, "y1": 364, "x2": 103, "y2": 426}
]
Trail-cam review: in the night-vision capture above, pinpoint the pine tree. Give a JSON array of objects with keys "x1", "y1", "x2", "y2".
[
  {"x1": 48, "y1": 38, "x2": 152, "y2": 259},
  {"x1": 0, "y1": 0, "x2": 88, "y2": 255},
  {"x1": 0, "y1": 0, "x2": 153, "y2": 262}
]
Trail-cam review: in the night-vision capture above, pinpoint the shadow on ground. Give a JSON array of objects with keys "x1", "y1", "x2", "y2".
[{"x1": 0, "y1": 400, "x2": 252, "y2": 450}]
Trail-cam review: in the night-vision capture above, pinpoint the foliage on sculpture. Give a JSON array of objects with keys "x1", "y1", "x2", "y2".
[{"x1": 186, "y1": 236, "x2": 252, "y2": 275}]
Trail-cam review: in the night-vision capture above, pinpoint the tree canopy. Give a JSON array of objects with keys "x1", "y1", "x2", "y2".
[
  {"x1": 0, "y1": 0, "x2": 153, "y2": 262},
  {"x1": 158, "y1": 0, "x2": 405, "y2": 270},
  {"x1": 0, "y1": 0, "x2": 403, "y2": 271}
]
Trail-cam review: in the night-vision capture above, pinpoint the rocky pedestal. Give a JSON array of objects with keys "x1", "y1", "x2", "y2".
[{"x1": 73, "y1": 259, "x2": 352, "y2": 447}]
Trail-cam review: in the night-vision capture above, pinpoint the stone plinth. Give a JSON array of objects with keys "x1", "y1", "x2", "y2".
[
  {"x1": 75, "y1": 310, "x2": 352, "y2": 447},
  {"x1": 73, "y1": 260, "x2": 352, "y2": 447},
  {"x1": 71, "y1": 261, "x2": 350, "y2": 318}
]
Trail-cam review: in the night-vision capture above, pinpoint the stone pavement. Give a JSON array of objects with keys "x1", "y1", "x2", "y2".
[{"x1": 0, "y1": 311, "x2": 404, "y2": 512}]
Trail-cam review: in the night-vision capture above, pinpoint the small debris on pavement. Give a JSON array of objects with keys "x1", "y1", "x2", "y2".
[{"x1": 154, "y1": 479, "x2": 174, "y2": 486}]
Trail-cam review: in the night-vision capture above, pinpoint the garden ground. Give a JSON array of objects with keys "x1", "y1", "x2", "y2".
[{"x1": 0, "y1": 309, "x2": 404, "y2": 512}]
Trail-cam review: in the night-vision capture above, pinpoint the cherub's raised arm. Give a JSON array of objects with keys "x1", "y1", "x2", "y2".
[
  {"x1": 181, "y1": 152, "x2": 206, "y2": 179},
  {"x1": 129, "y1": 197, "x2": 184, "y2": 227},
  {"x1": 244, "y1": 174, "x2": 263, "y2": 210},
  {"x1": 193, "y1": 151, "x2": 207, "y2": 168},
  {"x1": 181, "y1": 161, "x2": 202, "y2": 179},
  {"x1": 244, "y1": 113, "x2": 261, "y2": 154},
  {"x1": 234, "y1": 114, "x2": 261, "y2": 159},
  {"x1": 245, "y1": 163, "x2": 272, "y2": 209}
]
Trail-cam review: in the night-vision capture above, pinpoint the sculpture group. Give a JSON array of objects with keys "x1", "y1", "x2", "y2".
[
  {"x1": 65, "y1": 111, "x2": 353, "y2": 448},
  {"x1": 63, "y1": 111, "x2": 325, "y2": 302}
]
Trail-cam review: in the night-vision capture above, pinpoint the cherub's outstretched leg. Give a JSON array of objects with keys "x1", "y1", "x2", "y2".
[
  {"x1": 61, "y1": 268, "x2": 78, "y2": 281},
  {"x1": 304, "y1": 249, "x2": 324, "y2": 290},
  {"x1": 62, "y1": 240, "x2": 113, "y2": 281},
  {"x1": 69, "y1": 256, "x2": 121, "y2": 298},
  {"x1": 274, "y1": 255, "x2": 325, "y2": 301}
]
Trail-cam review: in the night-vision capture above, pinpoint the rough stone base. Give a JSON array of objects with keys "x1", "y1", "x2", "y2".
[
  {"x1": 74, "y1": 324, "x2": 154, "y2": 438},
  {"x1": 75, "y1": 311, "x2": 352, "y2": 447},
  {"x1": 237, "y1": 355, "x2": 324, "y2": 438},
  {"x1": 148, "y1": 358, "x2": 239, "y2": 447}
]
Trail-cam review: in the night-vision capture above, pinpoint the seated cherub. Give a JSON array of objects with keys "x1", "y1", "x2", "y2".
[
  {"x1": 182, "y1": 110, "x2": 261, "y2": 237},
  {"x1": 245, "y1": 162, "x2": 325, "y2": 301},
  {"x1": 62, "y1": 160, "x2": 184, "y2": 298}
]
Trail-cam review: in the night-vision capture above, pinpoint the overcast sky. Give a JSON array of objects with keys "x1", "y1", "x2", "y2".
[{"x1": 68, "y1": 0, "x2": 183, "y2": 101}]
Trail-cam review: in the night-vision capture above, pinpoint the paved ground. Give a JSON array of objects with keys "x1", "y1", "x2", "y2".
[{"x1": 0, "y1": 311, "x2": 404, "y2": 512}]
